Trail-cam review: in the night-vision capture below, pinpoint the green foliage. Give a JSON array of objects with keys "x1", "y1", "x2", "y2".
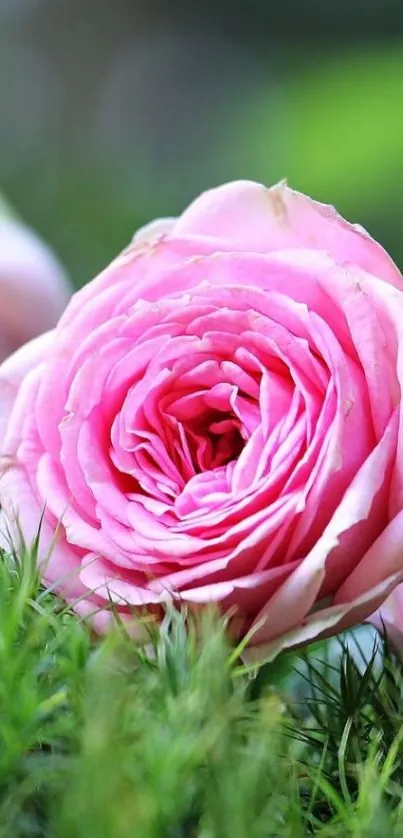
[
  {"x1": 285, "y1": 46, "x2": 403, "y2": 212},
  {"x1": 2, "y1": 544, "x2": 403, "y2": 835},
  {"x1": 5, "y1": 41, "x2": 403, "y2": 287}
]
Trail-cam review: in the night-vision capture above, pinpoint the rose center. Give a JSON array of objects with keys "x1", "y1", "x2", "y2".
[{"x1": 183, "y1": 411, "x2": 245, "y2": 473}]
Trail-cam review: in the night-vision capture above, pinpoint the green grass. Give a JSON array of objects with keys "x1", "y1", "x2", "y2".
[{"x1": 2, "y1": 542, "x2": 403, "y2": 836}]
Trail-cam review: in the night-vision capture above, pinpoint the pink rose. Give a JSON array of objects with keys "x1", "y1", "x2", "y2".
[
  {"x1": 0, "y1": 215, "x2": 70, "y2": 360},
  {"x1": 1, "y1": 179, "x2": 403, "y2": 661}
]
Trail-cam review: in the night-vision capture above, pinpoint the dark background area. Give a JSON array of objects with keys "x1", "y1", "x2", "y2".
[{"x1": 1, "y1": 0, "x2": 403, "y2": 285}]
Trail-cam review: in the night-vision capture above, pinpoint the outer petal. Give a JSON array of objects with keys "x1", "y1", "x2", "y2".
[
  {"x1": 243, "y1": 572, "x2": 403, "y2": 664},
  {"x1": 132, "y1": 217, "x2": 176, "y2": 246},
  {"x1": 369, "y1": 584, "x2": 403, "y2": 656},
  {"x1": 63, "y1": 180, "x2": 402, "y2": 340},
  {"x1": 0, "y1": 331, "x2": 54, "y2": 447},
  {"x1": 173, "y1": 180, "x2": 403, "y2": 288},
  {"x1": 0, "y1": 462, "x2": 85, "y2": 600},
  {"x1": 335, "y1": 510, "x2": 403, "y2": 604}
]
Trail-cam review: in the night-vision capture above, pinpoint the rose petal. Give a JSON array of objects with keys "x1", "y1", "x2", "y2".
[
  {"x1": 173, "y1": 180, "x2": 402, "y2": 288},
  {"x1": 132, "y1": 217, "x2": 176, "y2": 246}
]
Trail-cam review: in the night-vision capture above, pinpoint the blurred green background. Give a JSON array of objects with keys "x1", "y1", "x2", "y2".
[{"x1": 1, "y1": 0, "x2": 403, "y2": 287}]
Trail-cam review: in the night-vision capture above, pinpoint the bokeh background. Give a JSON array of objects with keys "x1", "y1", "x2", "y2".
[{"x1": 1, "y1": 0, "x2": 403, "y2": 286}]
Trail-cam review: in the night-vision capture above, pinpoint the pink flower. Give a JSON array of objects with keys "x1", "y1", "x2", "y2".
[
  {"x1": 1, "y1": 179, "x2": 403, "y2": 660},
  {"x1": 0, "y1": 216, "x2": 70, "y2": 360}
]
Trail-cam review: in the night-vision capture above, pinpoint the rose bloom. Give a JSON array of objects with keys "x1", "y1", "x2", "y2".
[
  {"x1": 1, "y1": 180, "x2": 403, "y2": 661},
  {"x1": 0, "y1": 215, "x2": 70, "y2": 360}
]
